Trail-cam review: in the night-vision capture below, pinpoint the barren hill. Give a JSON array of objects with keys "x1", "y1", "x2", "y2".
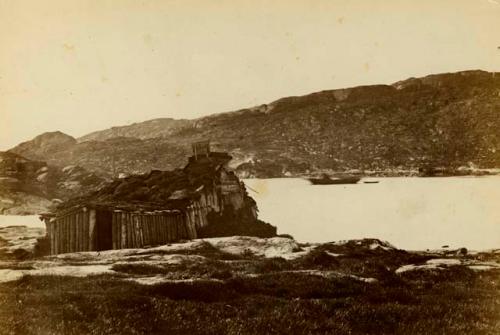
[{"x1": 9, "y1": 70, "x2": 500, "y2": 178}]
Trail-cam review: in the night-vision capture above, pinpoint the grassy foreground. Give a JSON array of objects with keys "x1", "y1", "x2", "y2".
[{"x1": 0, "y1": 238, "x2": 499, "y2": 334}]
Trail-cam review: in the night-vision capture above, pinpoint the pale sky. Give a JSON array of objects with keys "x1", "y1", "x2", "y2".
[{"x1": 1, "y1": 0, "x2": 499, "y2": 150}]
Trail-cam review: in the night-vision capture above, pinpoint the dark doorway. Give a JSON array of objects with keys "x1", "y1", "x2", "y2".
[{"x1": 96, "y1": 210, "x2": 113, "y2": 251}]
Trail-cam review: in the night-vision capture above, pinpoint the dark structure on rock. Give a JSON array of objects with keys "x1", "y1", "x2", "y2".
[{"x1": 40, "y1": 141, "x2": 276, "y2": 254}]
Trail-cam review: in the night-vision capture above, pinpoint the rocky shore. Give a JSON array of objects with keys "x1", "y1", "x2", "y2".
[{"x1": 0, "y1": 223, "x2": 499, "y2": 334}]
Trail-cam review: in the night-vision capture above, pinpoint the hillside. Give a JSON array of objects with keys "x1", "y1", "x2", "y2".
[
  {"x1": 79, "y1": 118, "x2": 191, "y2": 142},
  {"x1": 0, "y1": 151, "x2": 106, "y2": 214},
  {"x1": 9, "y1": 70, "x2": 500, "y2": 178},
  {"x1": 11, "y1": 131, "x2": 77, "y2": 165}
]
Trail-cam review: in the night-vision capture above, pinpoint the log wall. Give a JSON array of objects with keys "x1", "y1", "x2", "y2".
[
  {"x1": 47, "y1": 207, "x2": 93, "y2": 255},
  {"x1": 46, "y1": 180, "x2": 245, "y2": 255},
  {"x1": 109, "y1": 210, "x2": 188, "y2": 249},
  {"x1": 48, "y1": 208, "x2": 193, "y2": 255}
]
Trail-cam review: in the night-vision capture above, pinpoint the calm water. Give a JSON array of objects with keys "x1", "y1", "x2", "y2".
[
  {"x1": 244, "y1": 177, "x2": 500, "y2": 250},
  {"x1": 0, "y1": 215, "x2": 44, "y2": 228}
]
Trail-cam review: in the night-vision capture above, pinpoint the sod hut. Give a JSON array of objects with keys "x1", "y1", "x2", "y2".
[{"x1": 40, "y1": 142, "x2": 276, "y2": 254}]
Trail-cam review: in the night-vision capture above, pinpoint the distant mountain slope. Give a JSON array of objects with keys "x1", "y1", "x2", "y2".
[
  {"x1": 79, "y1": 118, "x2": 191, "y2": 142},
  {"x1": 9, "y1": 70, "x2": 500, "y2": 178},
  {"x1": 11, "y1": 131, "x2": 77, "y2": 163}
]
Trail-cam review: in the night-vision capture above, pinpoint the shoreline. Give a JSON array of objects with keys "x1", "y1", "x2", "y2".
[
  {"x1": 0, "y1": 234, "x2": 498, "y2": 334},
  {"x1": 1, "y1": 215, "x2": 500, "y2": 252}
]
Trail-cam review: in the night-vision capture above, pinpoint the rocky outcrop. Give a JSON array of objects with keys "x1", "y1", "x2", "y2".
[{"x1": 0, "y1": 152, "x2": 106, "y2": 215}]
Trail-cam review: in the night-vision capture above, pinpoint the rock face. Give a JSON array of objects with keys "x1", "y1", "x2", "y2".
[
  {"x1": 8, "y1": 70, "x2": 500, "y2": 178},
  {"x1": 0, "y1": 152, "x2": 48, "y2": 197},
  {"x1": 0, "y1": 152, "x2": 106, "y2": 215}
]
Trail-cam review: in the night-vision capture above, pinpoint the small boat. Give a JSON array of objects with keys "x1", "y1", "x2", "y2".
[
  {"x1": 307, "y1": 174, "x2": 361, "y2": 185},
  {"x1": 363, "y1": 181, "x2": 379, "y2": 184}
]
